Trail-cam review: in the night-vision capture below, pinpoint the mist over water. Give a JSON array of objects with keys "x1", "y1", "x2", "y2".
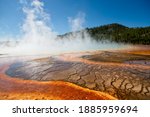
[{"x1": 0, "y1": 0, "x2": 129, "y2": 56}]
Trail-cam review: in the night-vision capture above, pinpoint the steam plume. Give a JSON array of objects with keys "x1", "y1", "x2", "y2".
[
  {"x1": 0, "y1": 0, "x2": 128, "y2": 56},
  {"x1": 68, "y1": 12, "x2": 85, "y2": 31}
]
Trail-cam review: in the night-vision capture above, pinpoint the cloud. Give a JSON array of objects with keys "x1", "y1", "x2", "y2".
[{"x1": 68, "y1": 12, "x2": 85, "y2": 31}]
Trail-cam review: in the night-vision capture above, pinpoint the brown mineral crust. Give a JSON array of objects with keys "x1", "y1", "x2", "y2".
[
  {"x1": 0, "y1": 65, "x2": 116, "y2": 100},
  {"x1": 127, "y1": 50, "x2": 150, "y2": 55},
  {"x1": 1, "y1": 49, "x2": 150, "y2": 100}
]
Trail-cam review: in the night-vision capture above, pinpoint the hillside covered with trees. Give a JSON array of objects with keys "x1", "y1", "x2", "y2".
[
  {"x1": 86, "y1": 23, "x2": 150, "y2": 44},
  {"x1": 61, "y1": 23, "x2": 150, "y2": 44}
]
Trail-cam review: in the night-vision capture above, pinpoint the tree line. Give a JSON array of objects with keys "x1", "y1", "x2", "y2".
[{"x1": 86, "y1": 23, "x2": 150, "y2": 44}]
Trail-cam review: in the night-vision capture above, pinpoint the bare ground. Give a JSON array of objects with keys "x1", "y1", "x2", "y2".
[{"x1": 3, "y1": 48, "x2": 150, "y2": 100}]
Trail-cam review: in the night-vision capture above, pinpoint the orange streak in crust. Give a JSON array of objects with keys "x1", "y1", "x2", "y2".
[{"x1": 0, "y1": 65, "x2": 116, "y2": 100}]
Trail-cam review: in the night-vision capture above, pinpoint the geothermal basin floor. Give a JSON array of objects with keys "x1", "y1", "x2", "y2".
[{"x1": 0, "y1": 48, "x2": 150, "y2": 100}]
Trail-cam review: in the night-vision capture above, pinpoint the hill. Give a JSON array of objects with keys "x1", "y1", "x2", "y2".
[{"x1": 61, "y1": 23, "x2": 150, "y2": 44}]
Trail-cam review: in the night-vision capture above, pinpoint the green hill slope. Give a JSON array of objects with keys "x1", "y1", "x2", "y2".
[
  {"x1": 61, "y1": 23, "x2": 150, "y2": 44},
  {"x1": 86, "y1": 23, "x2": 150, "y2": 44}
]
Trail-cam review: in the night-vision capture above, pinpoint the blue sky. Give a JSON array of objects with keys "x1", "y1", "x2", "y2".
[{"x1": 0, "y1": 0, "x2": 150, "y2": 37}]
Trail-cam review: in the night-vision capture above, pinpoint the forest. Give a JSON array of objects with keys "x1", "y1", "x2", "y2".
[
  {"x1": 61, "y1": 23, "x2": 150, "y2": 44},
  {"x1": 86, "y1": 23, "x2": 150, "y2": 44}
]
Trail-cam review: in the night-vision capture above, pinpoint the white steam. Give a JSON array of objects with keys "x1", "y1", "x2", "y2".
[
  {"x1": 0, "y1": 0, "x2": 128, "y2": 56},
  {"x1": 19, "y1": 0, "x2": 57, "y2": 54},
  {"x1": 0, "y1": 0, "x2": 57, "y2": 55},
  {"x1": 68, "y1": 12, "x2": 85, "y2": 31}
]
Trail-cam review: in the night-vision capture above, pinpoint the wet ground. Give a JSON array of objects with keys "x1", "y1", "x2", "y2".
[{"x1": 4, "y1": 48, "x2": 150, "y2": 100}]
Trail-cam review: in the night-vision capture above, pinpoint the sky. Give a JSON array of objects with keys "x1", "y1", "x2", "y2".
[{"x1": 0, "y1": 0, "x2": 150, "y2": 37}]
